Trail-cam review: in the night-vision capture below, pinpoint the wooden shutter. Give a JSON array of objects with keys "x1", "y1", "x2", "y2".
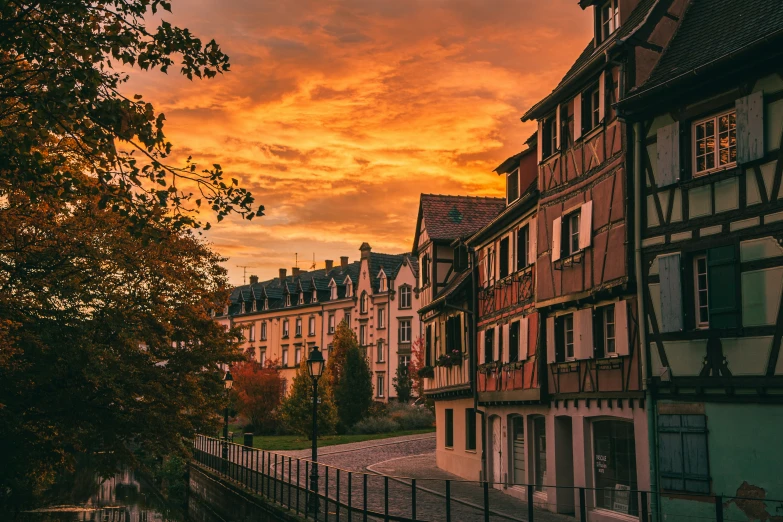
[
  {"x1": 736, "y1": 92, "x2": 764, "y2": 164},
  {"x1": 546, "y1": 316, "x2": 555, "y2": 364},
  {"x1": 556, "y1": 105, "x2": 562, "y2": 150},
  {"x1": 659, "y1": 253, "x2": 684, "y2": 332},
  {"x1": 520, "y1": 316, "x2": 529, "y2": 360},
  {"x1": 657, "y1": 122, "x2": 680, "y2": 187},
  {"x1": 574, "y1": 308, "x2": 594, "y2": 359},
  {"x1": 477, "y1": 329, "x2": 484, "y2": 364},
  {"x1": 708, "y1": 246, "x2": 739, "y2": 328},
  {"x1": 615, "y1": 300, "x2": 629, "y2": 356},
  {"x1": 598, "y1": 71, "x2": 606, "y2": 122},
  {"x1": 528, "y1": 217, "x2": 538, "y2": 265},
  {"x1": 578, "y1": 201, "x2": 593, "y2": 250},
  {"x1": 552, "y1": 217, "x2": 562, "y2": 262},
  {"x1": 537, "y1": 121, "x2": 543, "y2": 163},
  {"x1": 574, "y1": 93, "x2": 583, "y2": 141}
]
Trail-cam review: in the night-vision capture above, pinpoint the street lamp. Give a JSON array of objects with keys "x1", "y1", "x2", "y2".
[
  {"x1": 222, "y1": 370, "x2": 233, "y2": 472},
  {"x1": 306, "y1": 346, "x2": 325, "y2": 516}
]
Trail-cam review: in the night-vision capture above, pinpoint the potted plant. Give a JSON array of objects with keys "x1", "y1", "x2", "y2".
[{"x1": 417, "y1": 365, "x2": 435, "y2": 378}]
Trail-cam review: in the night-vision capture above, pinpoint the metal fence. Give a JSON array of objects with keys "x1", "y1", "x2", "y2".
[{"x1": 192, "y1": 435, "x2": 783, "y2": 522}]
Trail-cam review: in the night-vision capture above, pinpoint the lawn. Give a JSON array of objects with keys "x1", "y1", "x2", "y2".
[{"x1": 223, "y1": 428, "x2": 434, "y2": 451}]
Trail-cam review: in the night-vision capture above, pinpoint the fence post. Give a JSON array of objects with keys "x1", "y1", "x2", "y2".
[
  {"x1": 305, "y1": 460, "x2": 310, "y2": 520},
  {"x1": 363, "y1": 473, "x2": 368, "y2": 522},
  {"x1": 384, "y1": 475, "x2": 389, "y2": 521},
  {"x1": 446, "y1": 480, "x2": 451, "y2": 522},
  {"x1": 297, "y1": 459, "x2": 301, "y2": 515},
  {"x1": 325, "y1": 465, "x2": 330, "y2": 519},
  {"x1": 528, "y1": 485, "x2": 534, "y2": 522},
  {"x1": 483, "y1": 480, "x2": 490, "y2": 522},
  {"x1": 288, "y1": 457, "x2": 293, "y2": 508},
  {"x1": 411, "y1": 478, "x2": 417, "y2": 522},
  {"x1": 641, "y1": 491, "x2": 648, "y2": 522},
  {"x1": 579, "y1": 488, "x2": 587, "y2": 522},
  {"x1": 336, "y1": 468, "x2": 341, "y2": 522},
  {"x1": 716, "y1": 495, "x2": 723, "y2": 522},
  {"x1": 348, "y1": 472, "x2": 352, "y2": 519}
]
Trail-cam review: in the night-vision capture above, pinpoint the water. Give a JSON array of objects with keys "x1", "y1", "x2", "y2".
[{"x1": 5, "y1": 469, "x2": 186, "y2": 522}]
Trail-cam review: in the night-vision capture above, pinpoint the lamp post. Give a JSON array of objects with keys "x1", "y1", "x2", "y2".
[
  {"x1": 222, "y1": 370, "x2": 233, "y2": 473},
  {"x1": 306, "y1": 346, "x2": 325, "y2": 516}
]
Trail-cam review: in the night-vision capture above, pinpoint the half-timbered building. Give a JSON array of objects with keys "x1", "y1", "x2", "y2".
[
  {"x1": 618, "y1": 1, "x2": 783, "y2": 518},
  {"x1": 413, "y1": 194, "x2": 505, "y2": 479}
]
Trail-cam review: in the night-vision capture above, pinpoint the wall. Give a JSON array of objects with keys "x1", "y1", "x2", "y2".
[{"x1": 435, "y1": 398, "x2": 482, "y2": 481}]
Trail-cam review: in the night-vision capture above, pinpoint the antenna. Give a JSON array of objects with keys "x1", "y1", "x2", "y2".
[
  {"x1": 310, "y1": 253, "x2": 316, "y2": 270},
  {"x1": 295, "y1": 253, "x2": 298, "y2": 268},
  {"x1": 236, "y1": 265, "x2": 258, "y2": 285}
]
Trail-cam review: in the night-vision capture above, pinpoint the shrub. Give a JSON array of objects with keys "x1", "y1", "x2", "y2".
[
  {"x1": 351, "y1": 416, "x2": 400, "y2": 435},
  {"x1": 387, "y1": 403, "x2": 435, "y2": 430}
]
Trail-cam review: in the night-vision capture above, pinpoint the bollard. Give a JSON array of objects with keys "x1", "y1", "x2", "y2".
[
  {"x1": 528, "y1": 485, "x2": 534, "y2": 522},
  {"x1": 446, "y1": 480, "x2": 451, "y2": 522},
  {"x1": 484, "y1": 481, "x2": 490, "y2": 522},
  {"x1": 579, "y1": 488, "x2": 587, "y2": 522}
]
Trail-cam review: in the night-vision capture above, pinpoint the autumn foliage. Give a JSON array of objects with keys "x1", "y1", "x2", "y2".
[{"x1": 233, "y1": 358, "x2": 284, "y2": 434}]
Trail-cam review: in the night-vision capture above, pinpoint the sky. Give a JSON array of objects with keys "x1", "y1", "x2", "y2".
[{"x1": 129, "y1": 0, "x2": 593, "y2": 286}]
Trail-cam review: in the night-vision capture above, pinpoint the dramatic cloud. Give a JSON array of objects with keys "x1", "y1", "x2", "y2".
[{"x1": 128, "y1": 0, "x2": 593, "y2": 284}]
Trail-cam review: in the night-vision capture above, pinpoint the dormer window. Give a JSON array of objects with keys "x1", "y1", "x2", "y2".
[
  {"x1": 251, "y1": 300, "x2": 257, "y2": 312},
  {"x1": 286, "y1": 295, "x2": 291, "y2": 307},
  {"x1": 241, "y1": 302, "x2": 246, "y2": 314},
  {"x1": 329, "y1": 280, "x2": 337, "y2": 300},
  {"x1": 378, "y1": 271, "x2": 387, "y2": 292},
  {"x1": 224, "y1": 305, "x2": 229, "y2": 315},
  {"x1": 263, "y1": 299, "x2": 269, "y2": 310},
  {"x1": 298, "y1": 292, "x2": 304, "y2": 305},
  {"x1": 312, "y1": 289, "x2": 318, "y2": 303},
  {"x1": 598, "y1": 0, "x2": 620, "y2": 43},
  {"x1": 345, "y1": 280, "x2": 353, "y2": 298},
  {"x1": 507, "y1": 168, "x2": 520, "y2": 204}
]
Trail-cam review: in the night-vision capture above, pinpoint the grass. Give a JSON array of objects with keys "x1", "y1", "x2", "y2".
[{"x1": 222, "y1": 428, "x2": 435, "y2": 451}]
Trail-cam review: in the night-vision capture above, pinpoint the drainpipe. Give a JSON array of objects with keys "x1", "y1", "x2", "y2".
[
  {"x1": 468, "y1": 246, "x2": 487, "y2": 482},
  {"x1": 634, "y1": 121, "x2": 658, "y2": 522}
]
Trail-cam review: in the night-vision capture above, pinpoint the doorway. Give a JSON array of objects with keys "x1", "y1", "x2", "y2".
[
  {"x1": 489, "y1": 415, "x2": 503, "y2": 488},
  {"x1": 555, "y1": 416, "x2": 575, "y2": 514}
]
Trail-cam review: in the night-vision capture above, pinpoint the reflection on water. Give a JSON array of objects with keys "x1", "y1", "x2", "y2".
[{"x1": 8, "y1": 469, "x2": 185, "y2": 522}]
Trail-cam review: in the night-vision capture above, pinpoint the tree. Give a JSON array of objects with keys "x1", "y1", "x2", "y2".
[
  {"x1": 409, "y1": 336, "x2": 426, "y2": 399},
  {"x1": 233, "y1": 359, "x2": 283, "y2": 434},
  {"x1": 279, "y1": 359, "x2": 337, "y2": 439},
  {"x1": 334, "y1": 347, "x2": 374, "y2": 429},
  {"x1": 393, "y1": 363, "x2": 413, "y2": 404},
  {"x1": 0, "y1": 189, "x2": 244, "y2": 508},
  {"x1": 0, "y1": 0, "x2": 264, "y2": 231},
  {"x1": 323, "y1": 320, "x2": 353, "y2": 393}
]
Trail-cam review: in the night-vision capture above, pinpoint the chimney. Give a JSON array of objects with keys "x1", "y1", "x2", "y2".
[
  {"x1": 279, "y1": 268, "x2": 287, "y2": 282},
  {"x1": 325, "y1": 260, "x2": 334, "y2": 271},
  {"x1": 292, "y1": 267, "x2": 300, "y2": 277},
  {"x1": 249, "y1": 275, "x2": 259, "y2": 285},
  {"x1": 359, "y1": 242, "x2": 372, "y2": 260},
  {"x1": 340, "y1": 256, "x2": 349, "y2": 269}
]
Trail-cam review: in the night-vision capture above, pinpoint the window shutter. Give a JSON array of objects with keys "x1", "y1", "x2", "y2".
[
  {"x1": 656, "y1": 122, "x2": 680, "y2": 187},
  {"x1": 736, "y1": 91, "x2": 764, "y2": 164},
  {"x1": 546, "y1": 316, "x2": 555, "y2": 364},
  {"x1": 537, "y1": 121, "x2": 543, "y2": 163},
  {"x1": 502, "y1": 323, "x2": 510, "y2": 362},
  {"x1": 528, "y1": 217, "x2": 538, "y2": 265},
  {"x1": 520, "y1": 316, "x2": 529, "y2": 360},
  {"x1": 659, "y1": 253, "x2": 684, "y2": 332},
  {"x1": 556, "y1": 105, "x2": 562, "y2": 150},
  {"x1": 552, "y1": 217, "x2": 562, "y2": 262},
  {"x1": 616, "y1": 300, "x2": 629, "y2": 356},
  {"x1": 598, "y1": 71, "x2": 606, "y2": 122},
  {"x1": 574, "y1": 308, "x2": 594, "y2": 359},
  {"x1": 477, "y1": 329, "x2": 484, "y2": 364},
  {"x1": 574, "y1": 93, "x2": 583, "y2": 141},
  {"x1": 578, "y1": 200, "x2": 593, "y2": 250},
  {"x1": 707, "y1": 246, "x2": 739, "y2": 328}
]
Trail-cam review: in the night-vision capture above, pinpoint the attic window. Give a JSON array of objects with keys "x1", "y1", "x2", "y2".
[
  {"x1": 543, "y1": 114, "x2": 558, "y2": 158},
  {"x1": 241, "y1": 302, "x2": 246, "y2": 314},
  {"x1": 345, "y1": 282, "x2": 353, "y2": 298},
  {"x1": 224, "y1": 305, "x2": 229, "y2": 315},
  {"x1": 298, "y1": 292, "x2": 304, "y2": 305},
  {"x1": 286, "y1": 295, "x2": 291, "y2": 307},
  {"x1": 330, "y1": 282, "x2": 337, "y2": 300},
  {"x1": 312, "y1": 289, "x2": 318, "y2": 302},
  {"x1": 251, "y1": 300, "x2": 257, "y2": 312},
  {"x1": 598, "y1": 0, "x2": 620, "y2": 43},
  {"x1": 263, "y1": 299, "x2": 268, "y2": 310},
  {"x1": 507, "y1": 168, "x2": 520, "y2": 204},
  {"x1": 379, "y1": 274, "x2": 387, "y2": 292}
]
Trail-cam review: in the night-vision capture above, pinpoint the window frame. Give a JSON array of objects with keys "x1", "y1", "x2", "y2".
[
  {"x1": 377, "y1": 374, "x2": 385, "y2": 398},
  {"x1": 484, "y1": 327, "x2": 494, "y2": 364},
  {"x1": 499, "y1": 236, "x2": 510, "y2": 279},
  {"x1": 359, "y1": 324, "x2": 367, "y2": 346},
  {"x1": 328, "y1": 314, "x2": 335, "y2": 334},
  {"x1": 261, "y1": 321, "x2": 267, "y2": 341},
  {"x1": 399, "y1": 319, "x2": 411, "y2": 343},
  {"x1": 603, "y1": 304, "x2": 616, "y2": 356},
  {"x1": 692, "y1": 109, "x2": 737, "y2": 177},
  {"x1": 377, "y1": 340, "x2": 385, "y2": 362},
  {"x1": 658, "y1": 414, "x2": 711, "y2": 494},
  {"x1": 583, "y1": 82, "x2": 601, "y2": 132},
  {"x1": 377, "y1": 307, "x2": 385, "y2": 329},
  {"x1": 562, "y1": 209, "x2": 581, "y2": 258},
  {"x1": 694, "y1": 254, "x2": 709, "y2": 328},
  {"x1": 249, "y1": 324, "x2": 255, "y2": 342},
  {"x1": 399, "y1": 285, "x2": 412, "y2": 309},
  {"x1": 543, "y1": 114, "x2": 558, "y2": 158},
  {"x1": 308, "y1": 316, "x2": 316, "y2": 336},
  {"x1": 507, "y1": 168, "x2": 520, "y2": 204},
  {"x1": 360, "y1": 291, "x2": 369, "y2": 314},
  {"x1": 295, "y1": 318, "x2": 302, "y2": 337},
  {"x1": 599, "y1": 0, "x2": 620, "y2": 43},
  {"x1": 282, "y1": 319, "x2": 290, "y2": 338}
]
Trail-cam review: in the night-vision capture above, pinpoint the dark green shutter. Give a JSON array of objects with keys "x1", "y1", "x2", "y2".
[{"x1": 707, "y1": 246, "x2": 739, "y2": 328}]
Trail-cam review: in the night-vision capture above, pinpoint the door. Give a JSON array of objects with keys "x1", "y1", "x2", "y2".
[
  {"x1": 510, "y1": 416, "x2": 525, "y2": 487},
  {"x1": 490, "y1": 416, "x2": 503, "y2": 488}
]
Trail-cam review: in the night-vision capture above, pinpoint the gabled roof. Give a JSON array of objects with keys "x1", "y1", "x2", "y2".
[
  {"x1": 622, "y1": 0, "x2": 783, "y2": 105},
  {"x1": 413, "y1": 194, "x2": 506, "y2": 252}
]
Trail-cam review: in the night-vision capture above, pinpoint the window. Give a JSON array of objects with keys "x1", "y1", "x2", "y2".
[
  {"x1": 345, "y1": 282, "x2": 353, "y2": 298},
  {"x1": 285, "y1": 295, "x2": 291, "y2": 307},
  {"x1": 327, "y1": 343, "x2": 333, "y2": 354},
  {"x1": 399, "y1": 354, "x2": 411, "y2": 368},
  {"x1": 555, "y1": 314, "x2": 574, "y2": 362},
  {"x1": 281, "y1": 379, "x2": 288, "y2": 397},
  {"x1": 282, "y1": 319, "x2": 289, "y2": 338},
  {"x1": 308, "y1": 317, "x2": 316, "y2": 336},
  {"x1": 399, "y1": 285, "x2": 411, "y2": 309},
  {"x1": 328, "y1": 314, "x2": 335, "y2": 334},
  {"x1": 445, "y1": 409, "x2": 454, "y2": 448},
  {"x1": 361, "y1": 291, "x2": 369, "y2": 314},
  {"x1": 465, "y1": 409, "x2": 476, "y2": 451},
  {"x1": 312, "y1": 290, "x2": 318, "y2": 303},
  {"x1": 658, "y1": 414, "x2": 710, "y2": 494},
  {"x1": 484, "y1": 328, "x2": 494, "y2": 363},
  {"x1": 261, "y1": 322, "x2": 267, "y2": 341},
  {"x1": 694, "y1": 110, "x2": 736, "y2": 176},
  {"x1": 517, "y1": 226, "x2": 529, "y2": 271},
  {"x1": 251, "y1": 300, "x2": 257, "y2": 312},
  {"x1": 509, "y1": 321, "x2": 520, "y2": 362},
  {"x1": 249, "y1": 325, "x2": 255, "y2": 342},
  {"x1": 377, "y1": 340, "x2": 384, "y2": 362},
  {"x1": 533, "y1": 416, "x2": 546, "y2": 491},
  {"x1": 379, "y1": 275, "x2": 387, "y2": 291},
  {"x1": 263, "y1": 299, "x2": 269, "y2": 311},
  {"x1": 445, "y1": 315, "x2": 462, "y2": 353},
  {"x1": 344, "y1": 311, "x2": 351, "y2": 327},
  {"x1": 295, "y1": 346, "x2": 301, "y2": 365},
  {"x1": 378, "y1": 307, "x2": 385, "y2": 328},
  {"x1": 543, "y1": 114, "x2": 558, "y2": 158},
  {"x1": 694, "y1": 255, "x2": 709, "y2": 328},
  {"x1": 360, "y1": 324, "x2": 367, "y2": 346},
  {"x1": 425, "y1": 324, "x2": 432, "y2": 366},
  {"x1": 241, "y1": 302, "x2": 246, "y2": 314},
  {"x1": 377, "y1": 374, "x2": 384, "y2": 398},
  {"x1": 507, "y1": 169, "x2": 520, "y2": 204},
  {"x1": 399, "y1": 319, "x2": 411, "y2": 343},
  {"x1": 484, "y1": 247, "x2": 494, "y2": 285},
  {"x1": 511, "y1": 416, "x2": 525, "y2": 485},
  {"x1": 592, "y1": 305, "x2": 617, "y2": 358},
  {"x1": 594, "y1": 420, "x2": 638, "y2": 516},
  {"x1": 260, "y1": 349, "x2": 266, "y2": 366},
  {"x1": 497, "y1": 324, "x2": 504, "y2": 362},
  {"x1": 223, "y1": 305, "x2": 228, "y2": 316},
  {"x1": 562, "y1": 210, "x2": 581, "y2": 257},
  {"x1": 330, "y1": 283, "x2": 337, "y2": 300},
  {"x1": 295, "y1": 318, "x2": 302, "y2": 336},
  {"x1": 599, "y1": 0, "x2": 620, "y2": 43},
  {"x1": 499, "y1": 236, "x2": 510, "y2": 279},
  {"x1": 282, "y1": 347, "x2": 289, "y2": 367},
  {"x1": 422, "y1": 255, "x2": 430, "y2": 286},
  {"x1": 583, "y1": 82, "x2": 600, "y2": 131},
  {"x1": 298, "y1": 292, "x2": 304, "y2": 305}
]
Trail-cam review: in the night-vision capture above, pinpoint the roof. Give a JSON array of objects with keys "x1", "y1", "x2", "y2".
[
  {"x1": 467, "y1": 178, "x2": 539, "y2": 246},
  {"x1": 417, "y1": 269, "x2": 472, "y2": 315},
  {"x1": 623, "y1": 0, "x2": 783, "y2": 103},
  {"x1": 418, "y1": 194, "x2": 506, "y2": 244},
  {"x1": 522, "y1": 0, "x2": 658, "y2": 120}
]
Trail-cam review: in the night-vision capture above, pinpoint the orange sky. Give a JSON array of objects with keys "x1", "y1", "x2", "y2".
[{"x1": 129, "y1": 0, "x2": 593, "y2": 286}]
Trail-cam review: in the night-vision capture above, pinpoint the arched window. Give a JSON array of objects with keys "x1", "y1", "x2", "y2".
[
  {"x1": 360, "y1": 291, "x2": 369, "y2": 314},
  {"x1": 298, "y1": 292, "x2": 304, "y2": 305}
]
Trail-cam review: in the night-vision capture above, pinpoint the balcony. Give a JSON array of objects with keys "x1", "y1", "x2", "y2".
[
  {"x1": 478, "y1": 266, "x2": 534, "y2": 317},
  {"x1": 423, "y1": 357, "x2": 470, "y2": 394},
  {"x1": 477, "y1": 359, "x2": 540, "y2": 402},
  {"x1": 548, "y1": 355, "x2": 641, "y2": 396}
]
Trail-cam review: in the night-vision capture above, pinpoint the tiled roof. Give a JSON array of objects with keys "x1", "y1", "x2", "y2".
[
  {"x1": 630, "y1": 0, "x2": 783, "y2": 98},
  {"x1": 419, "y1": 194, "x2": 505, "y2": 242}
]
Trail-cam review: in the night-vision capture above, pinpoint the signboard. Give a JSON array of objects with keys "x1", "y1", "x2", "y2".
[
  {"x1": 595, "y1": 453, "x2": 608, "y2": 474},
  {"x1": 613, "y1": 484, "x2": 630, "y2": 514}
]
